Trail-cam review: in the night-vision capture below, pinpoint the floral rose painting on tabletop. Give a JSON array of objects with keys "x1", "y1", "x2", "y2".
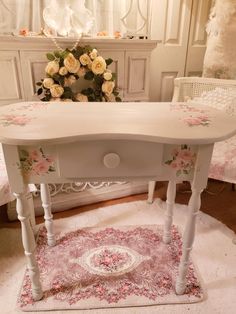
[{"x1": 36, "y1": 46, "x2": 121, "y2": 102}]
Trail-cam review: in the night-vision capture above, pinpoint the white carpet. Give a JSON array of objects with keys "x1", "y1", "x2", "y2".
[{"x1": 0, "y1": 198, "x2": 236, "y2": 314}]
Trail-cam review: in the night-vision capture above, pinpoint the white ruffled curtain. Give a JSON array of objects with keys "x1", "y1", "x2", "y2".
[
  {"x1": 0, "y1": 0, "x2": 150, "y2": 37},
  {"x1": 203, "y1": 0, "x2": 236, "y2": 79}
]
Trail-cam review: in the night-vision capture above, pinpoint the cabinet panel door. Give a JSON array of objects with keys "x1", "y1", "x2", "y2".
[
  {"x1": 124, "y1": 51, "x2": 150, "y2": 101},
  {"x1": 20, "y1": 51, "x2": 48, "y2": 101},
  {"x1": 0, "y1": 51, "x2": 24, "y2": 106}
]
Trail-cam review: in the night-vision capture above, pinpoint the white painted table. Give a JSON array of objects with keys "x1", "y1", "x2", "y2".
[{"x1": 1, "y1": 101, "x2": 236, "y2": 301}]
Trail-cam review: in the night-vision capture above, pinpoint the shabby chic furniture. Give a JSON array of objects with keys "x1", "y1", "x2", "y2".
[
  {"x1": 0, "y1": 35, "x2": 157, "y2": 106},
  {"x1": 1, "y1": 101, "x2": 236, "y2": 301}
]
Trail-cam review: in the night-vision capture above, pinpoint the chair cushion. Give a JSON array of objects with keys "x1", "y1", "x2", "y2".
[
  {"x1": 209, "y1": 135, "x2": 236, "y2": 184},
  {"x1": 186, "y1": 87, "x2": 236, "y2": 115}
]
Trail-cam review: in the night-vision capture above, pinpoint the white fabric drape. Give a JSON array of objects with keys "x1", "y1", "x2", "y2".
[
  {"x1": 0, "y1": 0, "x2": 150, "y2": 37},
  {"x1": 0, "y1": 0, "x2": 49, "y2": 33},
  {"x1": 203, "y1": 0, "x2": 236, "y2": 79}
]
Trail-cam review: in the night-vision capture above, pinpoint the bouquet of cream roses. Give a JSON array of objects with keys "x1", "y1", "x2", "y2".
[{"x1": 36, "y1": 45, "x2": 121, "y2": 102}]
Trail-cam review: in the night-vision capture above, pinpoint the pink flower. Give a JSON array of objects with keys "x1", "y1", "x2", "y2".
[
  {"x1": 2, "y1": 114, "x2": 31, "y2": 126},
  {"x1": 29, "y1": 150, "x2": 41, "y2": 161},
  {"x1": 170, "y1": 161, "x2": 179, "y2": 169},
  {"x1": 32, "y1": 160, "x2": 50, "y2": 174},
  {"x1": 183, "y1": 115, "x2": 210, "y2": 126},
  {"x1": 178, "y1": 149, "x2": 195, "y2": 161},
  {"x1": 46, "y1": 156, "x2": 54, "y2": 163},
  {"x1": 19, "y1": 28, "x2": 29, "y2": 36},
  {"x1": 184, "y1": 117, "x2": 202, "y2": 126}
]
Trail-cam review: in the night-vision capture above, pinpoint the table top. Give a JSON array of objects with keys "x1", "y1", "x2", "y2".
[{"x1": 0, "y1": 101, "x2": 236, "y2": 145}]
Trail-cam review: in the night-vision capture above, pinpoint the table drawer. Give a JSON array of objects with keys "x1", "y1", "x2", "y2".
[{"x1": 57, "y1": 140, "x2": 163, "y2": 180}]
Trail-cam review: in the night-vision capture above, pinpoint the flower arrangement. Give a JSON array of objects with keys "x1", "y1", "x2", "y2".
[{"x1": 36, "y1": 45, "x2": 121, "y2": 102}]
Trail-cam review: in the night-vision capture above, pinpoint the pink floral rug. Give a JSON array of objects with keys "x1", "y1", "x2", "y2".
[{"x1": 17, "y1": 225, "x2": 204, "y2": 311}]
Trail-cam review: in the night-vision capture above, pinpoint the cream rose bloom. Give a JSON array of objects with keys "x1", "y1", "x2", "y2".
[
  {"x1": 106, "y1": 93, "x2": 116, "y2": 102},
  {"x1": 50, "y1": 84, "x2": 64, "y2": 98},
  {"x1": 79, "y1": 54, "x2": 91, "y2": 66},
  {"x1": 59, "y1": 66, "x2": 68, "y2": 76},
  {"x1": 64, "y1": 75, "x2": 77, "y2": 87},
  {"x1": 103, "y1": 71, "x2": 112, "y2": 81},
  {"x1": 64, "y1": 53, "x2": 80, "y2": 73},
  {"x1": 89, "y1": 49, "x2": 98, "y2": 60},
  {"x1": 75, "y1": 93, "x2": 88, "y2": 102},
  {"x1": 77, "y1": 67, "x2": 86, "y2": 77},
  {"x1": 43, "y1": 78, "x2": 54, "y2": 89},
  {"x1": 87, "y1": 60, "x2": 92, "y2": 70},
  {"x1": 45, "y1": 61, "x2": 59, "y2": 76},
  {"x1": 102, "y1": 81, "x2": 115, "y2": 95},
  {"x1": 92, "y1": 56, "x2": 106, "y2": 75}
]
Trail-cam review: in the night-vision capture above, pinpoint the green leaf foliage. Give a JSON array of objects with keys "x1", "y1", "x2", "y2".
[
  {"x1": 46, "y1": 53, "x2": 55, "y2": 61},
  {"x1": 63, "y1": 87, "x2": 73, "y2": 98},
  {"x1": 105, "y1": 58, "x2": 113, "y2": 66},
  {"x1": 84, "y1": 71, "x2": 94, "y2": 80},
  {"x1": 37, "y1": 88, "x2": 43, "y2": 95},
  {"x1": 54, "y1": 51, "x2": 61, "y2": 58}
]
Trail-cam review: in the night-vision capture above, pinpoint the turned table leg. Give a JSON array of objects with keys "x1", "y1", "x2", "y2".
[
  {"x1": 163, "y1": 180, "x2": 176, "y2": 244},
  {"x1": 14, "y1": 192, "x2": 43, "y2": 301},
  {"x1": 175, "y1": 187, "x2": 202, "y2": 294},
  {"x1": 40, "y1": 183, "x2": 56, "y2": 246},
  {"x1": 26, "y1": 191, "x2": 37, "y2": 236},
  {"x1": 147, "y1": 181, "x2": 156, "y2": 204}
]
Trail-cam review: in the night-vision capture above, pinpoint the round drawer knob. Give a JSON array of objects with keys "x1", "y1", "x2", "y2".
[{"x1": 103, "y1": 153, "x2": 120, "y2": 169}]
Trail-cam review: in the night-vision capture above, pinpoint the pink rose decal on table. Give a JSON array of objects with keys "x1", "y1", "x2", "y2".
[
  {"x1": 165, "y1": 145, "x2": 196, "y2": 176},
  {"x1": 0, "y1": 114, "x2": 32, "y2": 126},
  {"x1": 18, "y1": 148, "x2": 56, "y2": 176},
  {"x1": 183, "y1": 115, "x2": 211, "y2": 126},
  {"x1": 10, "y1": 102, "x2": 48, "y2": 112},
  {"x1": 170, "y1": 103, "x2": 207, "y2": 114}
]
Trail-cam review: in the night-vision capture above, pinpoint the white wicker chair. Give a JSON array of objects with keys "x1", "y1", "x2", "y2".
[{"x1": 147, "y1": 77, "x2": 236, "y2": 203}]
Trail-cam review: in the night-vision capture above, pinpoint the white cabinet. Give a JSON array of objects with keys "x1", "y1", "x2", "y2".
[
  {"x1": 0, "y1": 51, "x2": 25, "y2": 105},
  {"x1": 0, "y1": 36, "x2": 157, "y2": 106}
]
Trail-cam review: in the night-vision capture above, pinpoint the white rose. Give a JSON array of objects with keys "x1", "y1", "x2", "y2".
[
  {"x1": 106, "y1": 93, "x2": 116, "y2": 102},
  {"x1": 64, "y1": 53, "x2": 80, "y2": 73},
  {"x1": 79, "y1": 53, "x2": 91, "y2": 66},
  {"x1": 89, "y1": 49, "x2": 98, "y2": 60},
  {"x1": 103, "y1": 71, "x2": 112, "y2": 81},
  {"x1": 92, "y1": 56, "x2": 106, "y2": 75},
  {"x1": 87, "y1": 60, "x2": 92, "y2": 70},
  {"x1": 77, "y1": 67, "x2": 86, "y2": 77},
  {"x1": 50, "y1": 84, "x2": 64, "y2": 98},
  {"x1": 59, "y1": 67, "x2": 68, "y2": 76},
  {"x1": 64, "y1": 75, "x2": 77, "y2": 87},
  {"x1": 75, "y1": 93, "x2": 88, "y2": 102},
  {"x1": 102, "y1": 81, "x2": 115, "y2": 95},
  {"x1": 45, "y1": 61, "x2": 59, "y2": 76},
  {"x1": 43, "y1": 78, "x2": 54, "y2": 89}
]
